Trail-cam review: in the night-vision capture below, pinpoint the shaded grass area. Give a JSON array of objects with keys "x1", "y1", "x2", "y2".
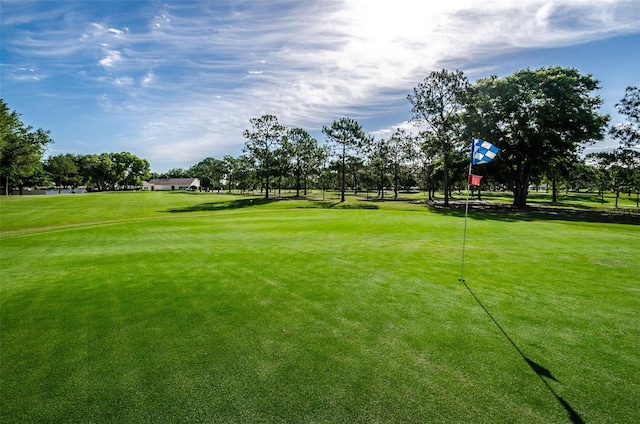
[{"x1": 1, "y1": 192, "x2": 639, "y2": 422}]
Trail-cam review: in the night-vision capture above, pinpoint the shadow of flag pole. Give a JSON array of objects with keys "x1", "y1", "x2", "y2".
[{"x1": 459, "y1": 139, "x2": 584, "y2": 423}]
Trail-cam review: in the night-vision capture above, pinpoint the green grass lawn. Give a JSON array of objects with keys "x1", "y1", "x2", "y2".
[{"x1": 1, "y1": 192, "x2": 639, "y2": 423}]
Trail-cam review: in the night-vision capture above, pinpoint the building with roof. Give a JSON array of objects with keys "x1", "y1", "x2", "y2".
[{"x1": 143, "y1": 178, "x2": 201, "y2": 191}]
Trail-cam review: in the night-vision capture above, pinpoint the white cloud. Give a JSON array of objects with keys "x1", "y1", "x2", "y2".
[
  {"x1": 99, "y1": 50, "x2": 122, "y2": 68},
  {"x1": 142, "y1": 70, "x2": 154, "y2": 86},
  {"x1": 2, "y1": 0, "x2": 638, "y2": 170},
  {"x1": 113, "y1": 76, "x2": 134, "y2": 86}
]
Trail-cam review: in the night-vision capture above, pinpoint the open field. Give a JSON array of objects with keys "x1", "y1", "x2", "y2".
[{"x1": 1, "y1": 191, "x2": 639, "y2": 423}]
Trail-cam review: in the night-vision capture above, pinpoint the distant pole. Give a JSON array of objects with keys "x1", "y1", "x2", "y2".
[{"x1": 459, "y1": 161, "x2": 473, "y2": 283}]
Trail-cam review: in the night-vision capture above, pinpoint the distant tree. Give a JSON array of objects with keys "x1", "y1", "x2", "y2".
[
  {"x1": 366, "y1": 136, "x2": 390, "y2": 199},
  {"x1": 415, "y1": 131, "x2": 440, "y2": 200},
  {"x1": 544, "y1": 156, "x2": 579, "y2": 203},
  {"x1": 610, "y1": 86, "x2": 639, "y2": 149},
  {"x1": 408, "y1": 70, "x2": 469, "y2": 207},
  {"x1": 465, "y1": 67, "x2": 609, "y2": 207},
  {"x1": 111, "y1": 151, "x2": 150, "y2": 189},
  {"x1": 345, "y1": 155, "x2": 366, "y2": 195},
  {"x1": 387, "y1": 128, "x2": 413, "y2": 198},
  {"x1": 588, "y1": 149, "x2": 640, "y2": 207},
  {"x1": 164, "y1": 168, "x2": 190, "y2": 178},
  {"x1": 567, "y1": 161, "x2": 598, "y2": 193},
  {"x1": 323, "y1": 117, "x2": 367, "y2": 202},
  {"x1": 76, "y1": 154, "x2": 111, "y2": 191},
  {"x1": 222, "y1": 155, "x2": 239, "y2": 192},
  {"x1": 587, "y1": 150, "x2": 623, "y2": 207},
  {"x1": 0, "y1": 99, "x2": 53, "y2": 195},
  {"x1": 74, "y1": 152, "x2": 149, "y2": 190},
  {"x1": 235, "y1": 154, "x2": 257, "y2": 193},
  {"x1": 190, "y1": 157, "x2": 227, "y2": 191},
  {"x1": 45, "y1": 153, "x2": 79, "y2": 192},
  {"x1": 243, "y1": 114, "x2": 285, "y2": 199},
  {"x1": 284, "y1": 128, "x2": 321, "y2": 197}
]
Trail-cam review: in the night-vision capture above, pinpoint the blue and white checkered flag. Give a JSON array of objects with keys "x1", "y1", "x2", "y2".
[{"x1": 471, "y1": 139, "x2": 500, "y2": 165}]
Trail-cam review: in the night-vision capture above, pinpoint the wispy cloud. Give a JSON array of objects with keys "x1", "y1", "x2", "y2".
[{"x1": 2, "y1": 0, "x2": 639, "y2": 170}]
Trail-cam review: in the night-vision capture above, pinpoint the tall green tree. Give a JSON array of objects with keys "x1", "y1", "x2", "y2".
[
  {"x1": 408, "y1": 70, "x2": 469, "y2": 207},
  {"x1": 611, "y1": 86, "x2": 639, "y2": 149},
  {"x1": 111, "y1": 151, "x2": 151, "y2": 189},
  {"x1": 387, "y1": 128, "x2": 413, "y2": 198},
  {"x1": 284, "y1": 128, "x2": 322, "y2": 197},
  {"x1": 322, "y1": 117, "x2": 367, "y2": 202},
  {"x1": 223, "y1": 155, "x2": 240, "y2": 192},
  {"x1": 366, "y1": 136, "x2": 390, "y2": 199},
  {"x1": 243, "y1": 114, "x2": 285, "y2": 199},
  {"x1": 76, "y1": 154, "x2": 110, "y2": 191},
  {"x1": 465, "y1": 67, "x2": 609, "y2": 207},
  {"x1": 0, "y1": 99, "x2": 53, "y2": 195},
  {"x1": 190, "y1": 157, "x2": 227, "y2": 191},
  {"x1": 45, "y1": 153, "x2": 79, "y2": 192}
]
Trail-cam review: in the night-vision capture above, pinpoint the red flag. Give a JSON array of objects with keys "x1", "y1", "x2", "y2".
[{"x1": 469, "y1": 174, "x2": 483, "y2": 186}]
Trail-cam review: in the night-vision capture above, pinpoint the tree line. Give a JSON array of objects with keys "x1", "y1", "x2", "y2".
[
  {"x1": 1, "y1": 99, "x2": 151, "y2": 194},
  {"x1": 2, "y1": 67, "x2": 639, "y2": 206},
  {"x1": 158, "y1": 67, "x2": 639, "y2": 207}
]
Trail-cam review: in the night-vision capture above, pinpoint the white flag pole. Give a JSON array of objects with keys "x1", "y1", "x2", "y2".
[{"x1": 459, "y1": 142, "x2": 474, "y2": 283}]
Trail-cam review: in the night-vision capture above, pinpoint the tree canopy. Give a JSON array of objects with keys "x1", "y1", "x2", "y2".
[
  {"x1": 465, "y1": 67, "x2": 609, "y2": 207},
  {"x1": 322, "y1": 118, "x2": 367, "y2": 202},
  {"x1": 1, "y1": 67, "x2": 632, "y2": 207},
  {"x1": 408, "y1": 69, "x2": 468, "y2": 207},
  {"x1": 1, "y1": 99, "x2": 53, "y2": 195},
  {"x1": 242, "y1": 114, "x2": 286, "y2": 199},
  {"x1": 610, "y1": 86, "x2": 640, "y2": 149}
]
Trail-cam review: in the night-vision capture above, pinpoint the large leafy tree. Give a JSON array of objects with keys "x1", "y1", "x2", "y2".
[
  {"x1": 465, "y1": 67, "x2": 609, "y2": 207},
  {"x1": 408, "y1": 69, "x2": 469, "y2": 207},
  {"x1": 243, "y1": 114, "x2": 285, "y2": 199},
  {"x1": 190, "y1": 157, "x2": 227, "y2": 191},
  {"x1": 322, "y1": 117, "x2": 367, "y2": 202},
  {"x1": 76, "y1": 152, "x2": 149, "y2": 190},
  {"x1": 611, "y1": 86, "x2": 639, "y2": 149},
  {"x1": 0, "y1": 99, "x2": 53, "y2": 195},
  {"x1": 45, "y1": 153, "x2": 80, "y2": 192},
  {"x1": 111, "y1": 151, "x2": 151, "y2": 189}
]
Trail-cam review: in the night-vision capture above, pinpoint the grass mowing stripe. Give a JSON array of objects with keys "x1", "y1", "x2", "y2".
[{"x1": 1, "y1": 194, "x2": 639, "y2": 422}]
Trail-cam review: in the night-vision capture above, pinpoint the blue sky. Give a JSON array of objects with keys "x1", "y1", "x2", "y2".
[{"x1": 2, "y1": 0, "x2": 639, "y2": 173}]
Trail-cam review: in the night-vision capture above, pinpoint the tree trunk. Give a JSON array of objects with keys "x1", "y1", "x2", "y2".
[
  {"x1": 443, "y1": 156, "x2": 450, "y2": 207},
  {"x1": 513, "y1": 184, "x2": 528, "y2": 207},
  {"x1": 513, "y1": 163, "x2": 532, "y2": 207},
  {"x1": 340, "y1": 144, "x2": 346, "y2": 202},
  {"x1": 552, "y1": 176, "x2": 558, "y2": 203},
  {"x1": 265, "y1": 174, "x2": 270, "y2": 199}
]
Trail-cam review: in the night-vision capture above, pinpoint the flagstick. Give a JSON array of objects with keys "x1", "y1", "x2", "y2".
[{"x1": 459, "y1": 161, "x2": 473, "y2": 283}]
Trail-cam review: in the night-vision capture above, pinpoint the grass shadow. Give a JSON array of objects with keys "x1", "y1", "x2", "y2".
[
  {"x1": 165, "y1": 197, "x2": 277, "y2": 213},
  {"x1": 428, "y1": 201, "x2": 640, "y2": 225},
  {"x1": 461, "y1": 280, "x2": 584, "y2": 424}
]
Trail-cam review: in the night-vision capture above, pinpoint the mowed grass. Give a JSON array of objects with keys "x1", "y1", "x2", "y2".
[{"x1": 1, "y1": 192, "x2": 639, "y2": 423}]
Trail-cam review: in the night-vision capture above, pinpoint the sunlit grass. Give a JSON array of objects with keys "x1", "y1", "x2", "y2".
[{"x1": 1, "y1": 192, "x2": 638, "y2": 423}]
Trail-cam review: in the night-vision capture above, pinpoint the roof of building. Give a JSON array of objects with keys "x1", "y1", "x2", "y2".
[{"x1": 146, "y1": 178, "x2": 200, "y2": 186}]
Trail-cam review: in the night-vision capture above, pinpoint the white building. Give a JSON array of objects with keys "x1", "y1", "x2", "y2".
[{"x1": 143, "y1": 178, "x2": 201, "y2": 191}]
